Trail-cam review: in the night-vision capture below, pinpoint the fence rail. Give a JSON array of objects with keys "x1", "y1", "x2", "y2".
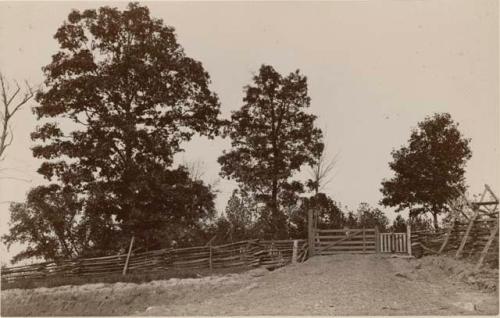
[
  {"x1": 313, "y1": 228, "x2": 377, "y2": 255},
  {"x1": 1, "y1": 239, "x2": 306, "y2": 284},
  {"x1": 412, "y1": 216, "x2": 499, "y2": 260}
]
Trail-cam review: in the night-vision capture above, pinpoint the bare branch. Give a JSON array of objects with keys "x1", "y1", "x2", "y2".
[
  {"x1": 6, "y1": 86, "x2": 21, "y2": 110},
  {"x1": 308, "y1": 141, "x2": 340, "y2": 194},
  {"x1": 6, "y1": 124, "x2": 14, "y2": 147},
  {"x1": 0, "y1": 71, "x2": 36, "y2": 160},
  {"x1": 182, "y1": 159, "x2": 206, "y2": 181}
]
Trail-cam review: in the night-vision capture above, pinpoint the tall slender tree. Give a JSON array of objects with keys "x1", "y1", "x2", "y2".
[{"x1": 218, "y1": 65, "x2": 323, "y2": 238}]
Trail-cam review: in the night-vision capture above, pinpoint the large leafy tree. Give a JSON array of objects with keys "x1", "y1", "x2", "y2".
[
  {"x1": 18, "y1": 3, "x2": 222, "y2": 256},
  {"x1": 2, "y1": 185, "x2": 119, "y2": 263},
  {"x1": 218, "y1": 65, "x2": 323, "y2": 239},
  {"x1": 380, "y1": 113, "x2": 471, "y2": 229}
]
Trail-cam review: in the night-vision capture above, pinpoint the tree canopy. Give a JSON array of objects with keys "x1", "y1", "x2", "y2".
[
  {"x1": 5, "y1": 3, "x2": 222, "y2": 262},
  {"x1": 218, "y1": 65, "x2": 323, "y2": 239},
  {"x1": 380, "y1": 113, "x2": 471, "y2": 229}
]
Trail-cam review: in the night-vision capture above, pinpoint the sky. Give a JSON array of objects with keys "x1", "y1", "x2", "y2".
[{"x1": 0, "y1": 0, "x2": 498, "y2": 264}]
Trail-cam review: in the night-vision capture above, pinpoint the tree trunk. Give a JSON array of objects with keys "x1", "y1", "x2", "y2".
[
  {"x1": 432, "y1": 211, "x2": 439, "y2": 230},
  {"x1": 271, "y1": 179, "x2": 279, "y2": 238}
]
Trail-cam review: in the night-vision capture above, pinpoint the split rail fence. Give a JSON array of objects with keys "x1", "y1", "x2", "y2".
[
  {"x1": 411, "y1": 184, "x2": 499, "y2": 270},
  {"x1": 1, "y1": 239, "x2": 306, "y2": 284}
]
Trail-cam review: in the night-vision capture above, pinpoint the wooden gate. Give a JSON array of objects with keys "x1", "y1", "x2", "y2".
[
  {"x1": 307, "y1": 210, "x2": 379, "y2": 256},
  {"x1": 312, "y1": 228, "x2": 377, "y2": 255},
  {"x1": 307, "y1": 210, "x2": 412, "y2": 256},
  {"x1": 379, "y1": 233, "x2": 407, "y2": 253}
]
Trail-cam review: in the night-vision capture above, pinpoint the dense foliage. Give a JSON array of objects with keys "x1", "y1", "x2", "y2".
[
  {"x1": 208, "y1": 191, "x2": 390, "y2": 242},
  {"x1": 380, "y1": 113, "x2": 471, "y2": 229},
  {"x1": 4, "y1": 3, "x2": 222, "y2": 262},
  {"x1": 356, "y1": 202, "x2": 389, "y2": 231},
  {"x1": 220, "y1": 189, "x2": 260, "y2": 242},
  {"x1": 288, "y1": 193, "x2": 345, "y2": 238},
  {"x1": 390, "y1": 215, "x2": 407, "y2": 232}
]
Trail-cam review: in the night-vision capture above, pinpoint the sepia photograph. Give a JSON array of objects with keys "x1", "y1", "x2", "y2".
[{"x1": 0, "y1": 0, "x2": 498, "y2": 316}]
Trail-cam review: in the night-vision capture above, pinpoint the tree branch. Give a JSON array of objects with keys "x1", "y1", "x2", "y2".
[{"x1": 0, "y1": 71, "x2": 36, "y2": 159}]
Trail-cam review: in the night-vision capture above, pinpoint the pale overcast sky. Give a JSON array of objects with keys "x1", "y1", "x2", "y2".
[{"x1": 0, "y1": 1, "x2": 498, "y2": 263}]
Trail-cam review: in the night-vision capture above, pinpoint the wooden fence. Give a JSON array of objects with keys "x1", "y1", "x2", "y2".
[
  {"x1": 412, "y1": 216, "x2": 499, "y2": 269},
  {"x1": 1, "y1": 239, "x2": 306, "y2": 284},
  {"x1": 409, "y1": 185, "x2": 499, "y2": 271},
  {"x1": 412, "y1": 217, "x2": 498, "y2": 256},
  {"x1": 379, "y1": 233, "x2": 408, "y2": 253}
]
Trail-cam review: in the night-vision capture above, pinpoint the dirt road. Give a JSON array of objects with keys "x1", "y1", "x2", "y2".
[{"x1": 2, "y1": 254, "x2": 498, "y2": 316}]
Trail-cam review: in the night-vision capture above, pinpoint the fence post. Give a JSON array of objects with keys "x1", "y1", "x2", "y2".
[
  {"x1": 362, "y1": 228, "x2": 366, "y2": 252},
  {"x1": 122, "y1": 236, "x2": 135, "y2": 276},
  {"x1": 308, "y1": 209, "x2": 315, "y2": 257},
  {"x1": 374, "y1": 226, "x2": 379, "y2": 253},
  {"x1": 475, "y1": 218, "x2": 499, "y2": 271},
  {"x1": 209, "y1": 243, "x2": 213, "y2": 271},
  {"x1": 407, "y1": 222, "x2": 412, "y2": 256},
  {"x1": 292, "y1": 240, "x2": 298, "y2": 264}
]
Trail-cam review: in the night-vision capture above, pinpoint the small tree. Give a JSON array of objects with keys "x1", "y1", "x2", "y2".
[
  {"x1": 380, "y1": 113, "x2": 471, "y2": 229},
  {"x1": 204, "y1": 216, "x2": 232, "y2": 246},
  {"x1": 306, "y1": 142, "x2": 339, "y2": 195},
  {"x1": 344, "y1": 211, "x2": 358, "y2": 228},
  {"x1": 218, "y1": 65, "x2": 323, "y2": 239},
  {"x1": 390, "y1": 215, "x2": 407, "y2": 232},
  {"x1": 356, "y1": 202, "x2": 389, "y2": 231},
  {"x1": 224, "y1": 189, "x2": 259, "y2": 241}
]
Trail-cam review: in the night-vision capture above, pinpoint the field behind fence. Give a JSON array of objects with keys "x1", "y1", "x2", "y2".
[{"x1": 1, "y1": 239, "x2": 307, "y2": 284}]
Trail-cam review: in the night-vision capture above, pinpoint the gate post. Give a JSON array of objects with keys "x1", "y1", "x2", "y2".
[
  {"x1": 292, "y1": 240, "x2": 298, "y2": 264},
  {"x1": 308, "y1": 209, "x2": 315, "y2": 257},
  {"x1": 362, "y1": 228, "x2": 366, "y2": 252},
  {"x1": 374, "y1": 226, "x2": 379, "y2": 253},
  {"x1": 406, "y1": 222, "x2": 412, "y2": 256}
]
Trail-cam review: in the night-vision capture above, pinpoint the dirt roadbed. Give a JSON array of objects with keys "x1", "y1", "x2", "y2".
[{"x1": 2, "y1": 254, "x2": 498, "y2": 316}]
